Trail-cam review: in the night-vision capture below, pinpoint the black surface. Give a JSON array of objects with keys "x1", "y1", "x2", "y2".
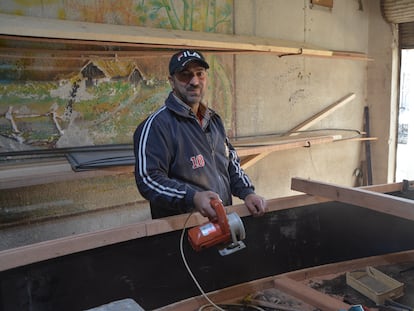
[
  {"x1": 66, "y1": 150, "x2": 134, "y2": 171},
  {"x1": 1, "y1": 191, "x2": 414, "y2": 310}
]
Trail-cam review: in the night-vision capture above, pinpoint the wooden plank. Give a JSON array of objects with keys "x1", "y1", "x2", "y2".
[
  {"x1": 286, "y1": 249, "x2": 414, "y2": 282},
  {"x1": 0, "y1": 14, "x2": 369, "y2": 60},
  {"x1": 291, "y1": 177, "x2": 414, "y2": 221},
  {"x1": 332, "y1": 51, "x2": 373, "y2": 61},
  {"x1": 0, "y1": 159, "x2": 72, "y2": 178},
  {"x1": 0, "y1": 159, "x2": 134, "y2": 189},
  {"x1": 240, "y1": 152, "x2": 273, "y2": 170},
  {"x1": 237, "y1": 93, "x2": 355, "y2": 169},
  {"x1": 361, "y1": 181, "x2": 403, "y2": 194},
  {"x1": 0, "y1": 222, "x2": 147, "y2": 272},
  {"x1": 285, "y1": 93, "x2": 356, "y2": 136},
  {"x1": 238, "y1": 135, "x2": 376, "y2": 170},
  {"x1": 238, "y1": 134, "x2": 374, "y2": 170},
  {"x1": 0, "y1": 14, "x2": 329, "y2": 56},
  {"x1": 344, "y1": 136, "x2": 378, "y2": 142},
  {"x1": 232, "y1": 133, "x2": 340, "y2": 147},
  {"x1": 236, "y1": 135, "x2": 339, "y2": 157},
  {"x1": 157, "y1": 275, "x2": 279, "y2": 311},
  {"x1": 364, "y1": 106, "x2": 373, "y2": 185},
  {"x1": 311, "y1": 0, "x2": 333, "y2": 9},
  {"x1": 273, "y1": 277, "x2": 350, "y2": 311}
]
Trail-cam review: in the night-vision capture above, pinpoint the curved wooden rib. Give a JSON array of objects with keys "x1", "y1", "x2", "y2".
[{"x1": 156, "y1": 249, "x2": 414, "y2": 311}]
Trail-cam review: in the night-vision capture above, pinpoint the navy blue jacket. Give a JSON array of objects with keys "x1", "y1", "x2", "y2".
[{"x1": 133, "y1": 92, "x2": 255, "y2": 218}]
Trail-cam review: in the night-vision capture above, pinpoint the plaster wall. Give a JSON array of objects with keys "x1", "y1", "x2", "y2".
[
  {"x1": 0, "y1": 0, "x2": 396, "y2": 248},
  {"x1": 232, "y1": 0, "x2": 389, "y2": 199}
]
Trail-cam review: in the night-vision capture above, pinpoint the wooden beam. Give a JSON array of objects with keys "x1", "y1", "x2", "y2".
[
  {"x1": 273, "y1": 277, "x2": 350, "y2": 311},
  {"x1": 285, "y1": 248, "x2": 414, "y2": 282},
  {"x1": 342, "y1": 136, "x2": 377, "y2": 142},
  {"x1": 238, "y1": 139, "x2": 376, "y2": 168},
  {"x1": 332, "y1": 50, "x2": 373, "y2": 61},
  {"x1": 236, "y1": 135, "x2": 339, "y2": 157},
  {"x1": 0, "y1": 14, "x2": 329, "y2": 56},
  {"x1": 0, "y1": 158, "x2": 134, "y2": 190},
  {"x1": 364, "y1": 106, "x2": 373, "y2": 185},
  {"x1": 285, "y1": 93, "x2": 356, "y2": 136},
  {"x1": 291, "y1": 177, "x2": 414, "y2": 221},
  {"x1": 238, "y1": 135, "x2": 339, "y2": 170},
  {"x1": 0, "y1": 14, "x2": 368, "y2": 60},
  {"x1": 240, "y1": 152, "x2": 273, "y2": 170},
  {"x1": 237, "y1": 93, "x2": 356, "y2": 169}
]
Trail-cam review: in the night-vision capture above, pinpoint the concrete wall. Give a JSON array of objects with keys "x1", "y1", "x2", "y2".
[
  {"x1": 0, "y1": 0, "x2": 397, "y2": 248},
  {"x1": 232, "y1": 0, "x2": 393, "y2": 199}
]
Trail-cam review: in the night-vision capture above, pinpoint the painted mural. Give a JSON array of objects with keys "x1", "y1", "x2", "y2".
[{"x1": 0, "y1": 0, "x2": 234, "y2": 153}]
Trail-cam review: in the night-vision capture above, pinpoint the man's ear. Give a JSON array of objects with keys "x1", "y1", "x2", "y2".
[{"x1": 168, "y1": 76, "x2": 174, "y2": 89}]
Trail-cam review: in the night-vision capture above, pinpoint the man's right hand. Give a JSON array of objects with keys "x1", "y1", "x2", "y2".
[{"x1": 193, "y1": 191, "x2": 220, "y2": 221}]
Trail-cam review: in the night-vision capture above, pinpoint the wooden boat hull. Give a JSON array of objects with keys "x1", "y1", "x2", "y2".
[
  {"x1": 158, "y1": 249, "x2": 414, "y2": 311},
  {"x1": 1, "y1": 182, "x2": 414, "y2": 310}
]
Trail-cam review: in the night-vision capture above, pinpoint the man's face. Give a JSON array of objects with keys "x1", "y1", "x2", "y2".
[{"x1": 169, "y1": 62, "x2": 207, "y2": 106}]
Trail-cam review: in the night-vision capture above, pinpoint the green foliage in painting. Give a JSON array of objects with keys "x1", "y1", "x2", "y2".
[{"x1": 135, "y1": 0, "x2": 233, "y2": 33}]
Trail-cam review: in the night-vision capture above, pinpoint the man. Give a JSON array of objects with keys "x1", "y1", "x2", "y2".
[{"x1": 134, "y1": 49, "x2": 266, "y2": 220}]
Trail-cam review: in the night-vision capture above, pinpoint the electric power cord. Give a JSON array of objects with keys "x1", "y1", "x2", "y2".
[
  {"x1": 180, "y1": 212, "x2": 226, "y2": 311},
  {"x1": 180, "y1": 213, "x2": 265, "y2": 311}
]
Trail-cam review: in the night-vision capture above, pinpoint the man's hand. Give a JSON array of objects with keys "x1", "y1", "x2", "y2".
[
  {"x1": 244, "y1": 193, "x2": 266, "y2": 217},
  {"x1": 193, "y1": 191, "x2": 220, "y2": 220}
]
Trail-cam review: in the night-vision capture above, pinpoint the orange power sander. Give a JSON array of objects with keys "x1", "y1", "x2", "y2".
[{"x1": 188, "y1": 198, "x2": 246, "y2": 256}]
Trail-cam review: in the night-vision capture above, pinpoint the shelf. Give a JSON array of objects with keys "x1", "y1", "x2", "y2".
[
  {"x1": 0, "y1": 133, "x2": 377, "y2": 190},
  {"x1": 0, "y1": 158, "x2": 133, "y2": 190},
  {"x1": 0, "y1": 13, "x2": 370, "y2": 61}
]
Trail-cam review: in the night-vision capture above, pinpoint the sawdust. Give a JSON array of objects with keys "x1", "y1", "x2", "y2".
[{"x1": 243, "y1": 288, "x2": 319, "y2": 311}]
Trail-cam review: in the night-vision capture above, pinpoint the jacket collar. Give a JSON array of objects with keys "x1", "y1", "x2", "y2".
[{"x1": 165, "y1": 92, "x2": 215, "y2": 120}]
